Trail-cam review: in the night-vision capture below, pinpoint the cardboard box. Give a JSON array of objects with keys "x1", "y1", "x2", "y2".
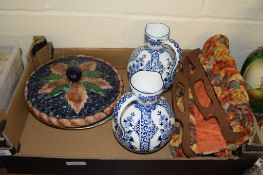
[{"x1": 0, "y1": 36, "x2": 262, "y2": 174}]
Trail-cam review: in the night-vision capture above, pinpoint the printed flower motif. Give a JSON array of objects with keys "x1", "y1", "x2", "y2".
[
  {"x1": 203, "y1": 35, "x2": 230, "y2": 59},
  {"x1": 231, "y1": 89, "x2": 249, "y2": 104},
  {"x1": 38, "y1": 59, "x2": 112, "y2": 114},
  {"x1": 214, "y1": 45, "x2": 230, "y2": 58}
]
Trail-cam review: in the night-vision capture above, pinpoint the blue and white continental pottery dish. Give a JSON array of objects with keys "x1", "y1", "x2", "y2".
[
  {"x1": 112, "y1": 71, "x2": 175, "y2": 153},
  {"x1": 127, "y1": 23, "x2": 182, "y2": 91}
]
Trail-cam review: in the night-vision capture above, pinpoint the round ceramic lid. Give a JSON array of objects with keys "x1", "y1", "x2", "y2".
[{"x1": 25, "y1": 55, "x2": 123, "y2": 129}]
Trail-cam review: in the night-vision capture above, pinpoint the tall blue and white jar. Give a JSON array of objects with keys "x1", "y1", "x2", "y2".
[{"x1": 127, "y1": 23, "x2": 182, "y2": 91}]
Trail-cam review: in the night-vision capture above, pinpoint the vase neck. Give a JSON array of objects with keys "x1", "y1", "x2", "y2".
[
  {"x1": 137, "y1": 95, "x2": 159, "y2": 106},
  {"x1": 144, "y1": 23, "x2": 170, "y2": 50},
  {"x1": 130, "y1": 71, "x2": 164, "y2": 105},
  {"x1": 145, "y1": 35, "x2": 168, "y2": 50}
]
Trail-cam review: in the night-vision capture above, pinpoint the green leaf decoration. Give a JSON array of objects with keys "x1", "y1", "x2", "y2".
[
  {"x1": 81, "y1": 81, "x2": 105, "y2": 96},
  {"x1": 48, "y1": 83, "x2": 70, "y2": 98},
  {"x1": 68, "y1": 59, "x2": 80, "y2": 68},
  {"x1": 40, "y1": 74, "x2": 63, "y2": 82},
  {"x1": 82, "y1": 71, "x2": 105, "y2": 78}
]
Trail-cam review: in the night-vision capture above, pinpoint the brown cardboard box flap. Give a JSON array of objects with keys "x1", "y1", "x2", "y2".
[
  {"x1": 28, "y1": 36, "x2": 53, "y2": 69},
  {"x1": 2, "y1": 36, "x2": 55, "y2": 150}
]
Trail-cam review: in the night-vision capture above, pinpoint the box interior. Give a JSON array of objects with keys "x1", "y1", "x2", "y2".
[
  {"x1": 2, "y1": 45, "x2": 182, "y2": 159},
  {"x1": 2, "y1": 39, "x2": 260, "y2": 160}
]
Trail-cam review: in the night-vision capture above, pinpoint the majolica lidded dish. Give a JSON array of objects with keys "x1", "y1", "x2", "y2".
[{"x1": 25, "y1": 55, "x2": 123, "y2": 129}]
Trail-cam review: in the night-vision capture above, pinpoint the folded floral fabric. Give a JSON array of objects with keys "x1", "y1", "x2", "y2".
[{"x1": 170, "y1": 35, "x2": 254, "y2": 157}]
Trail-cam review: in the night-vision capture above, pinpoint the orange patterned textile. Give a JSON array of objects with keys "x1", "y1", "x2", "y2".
[
  {"x1": 194, "y1": 80, "x2": 229, "y2": 154},
  {"x1": 170, "y1": 35, "x2": 254, "y2": 157}
]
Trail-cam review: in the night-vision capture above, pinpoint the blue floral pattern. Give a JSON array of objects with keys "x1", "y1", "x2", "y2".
[
  {"x1": 128, "y1": 46, "x2": 166, "y2": 79},
  {"x1": 128, "y1": 46, "x2": 147, "y2": 78},
  {"x1": 138, "y1": 94, "x2": 159, "y2": 103},
  {"x1": 128, "y1": 38, "x2": 182, "y2": 90},
  {"x1": 113, "y1": 92, "x2": 137, "y2": 151},
  {"x1": 168, "y1": 39, "x2": 182, "y2": 61},
  {"x1": 121, "y1": 112, "x2": 137, "y2": 150},
  {"x1": 155, "y1": 110, "x2": 174, "y2": 149},
  {"x1": 159, "y1": 97, "x2": 174, "y2": 118},
  {"x1": 134, "y1": 112, "x2": 158, "y2": 152},
  {"x1": 147, "y1": 51, "x2": 164, "y2": 74},
  {"x1": 145, "y1": 34, "x2": 162, "y2": 47},
  {"x1": 113, "y1": 92, "x2": 133, "y2": 118},
  {"x1": 113, "y1": 94, "x2": 175, "y2": 153}
]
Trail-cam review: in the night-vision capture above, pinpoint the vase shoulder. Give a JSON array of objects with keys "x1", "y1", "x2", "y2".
[{"x1": 128, "y1": 44, "x2": 178, "y2": 90}]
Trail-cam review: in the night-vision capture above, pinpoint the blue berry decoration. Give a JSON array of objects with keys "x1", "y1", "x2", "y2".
[{"x1": 66, "y1": 66, "x2": 82, "y2": 82}]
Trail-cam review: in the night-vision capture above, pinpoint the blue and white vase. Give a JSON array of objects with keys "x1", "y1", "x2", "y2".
[
  {"x1": 127, "y1": 23, "x2": 182, "y2": 91},
  {"x1": 112, "y1": 71, "x2": 175, "y2": 153}
]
